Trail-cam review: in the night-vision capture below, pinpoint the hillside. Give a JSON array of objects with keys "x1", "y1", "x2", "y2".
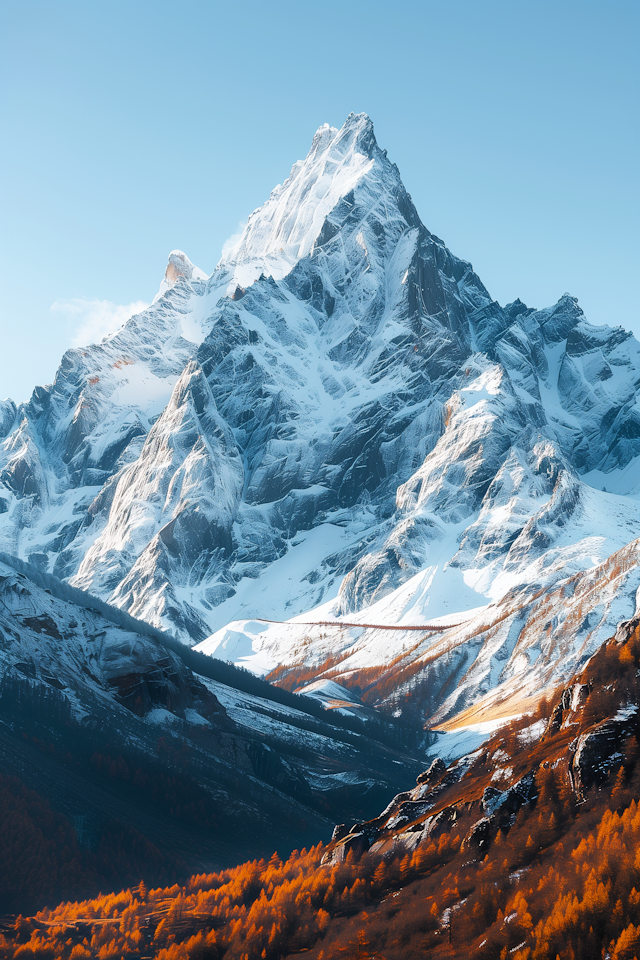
[
  {"x1": 3, "y1": 613, "x2": 640, "y2": 958},
  {"x1": 0, "y1": 555, "x2": 427, "y2": 914}
]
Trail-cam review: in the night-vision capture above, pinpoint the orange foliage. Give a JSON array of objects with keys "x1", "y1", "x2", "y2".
[{"x1": 6, "y1": 627, "x2": 640, "y2": 959}]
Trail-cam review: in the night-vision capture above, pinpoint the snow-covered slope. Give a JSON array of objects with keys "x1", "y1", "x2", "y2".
[
  {"x1": 1, "y1": 112, "x2": 640, "y2": 724},
  {"x1": 220, "y1": 120, "x2": 376, "y2": 283}
]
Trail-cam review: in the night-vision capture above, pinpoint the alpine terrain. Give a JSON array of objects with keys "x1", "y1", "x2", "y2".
[
  {"x1": 2, "y1": 111, "x2": 640, "y2": 956},
  {"x1": 1, "y1": 113, "x2": 639, "y2": 739}
]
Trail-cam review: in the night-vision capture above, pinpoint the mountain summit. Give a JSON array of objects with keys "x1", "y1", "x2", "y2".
[
  {"x1": 221, "y1": 113, "x2": 381, "y2": 281},
  {"x1": 1, "y1": 113, "x2": 639, "y2": 728}
]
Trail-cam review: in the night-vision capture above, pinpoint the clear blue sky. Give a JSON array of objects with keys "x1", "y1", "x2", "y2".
[{"x1": 1, "y1": 0, "x2": 638, "y2": 403}]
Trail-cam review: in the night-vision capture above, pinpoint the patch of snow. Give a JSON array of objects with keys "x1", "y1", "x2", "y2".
[
  {"x1": 184, "y1": 708, "x2": 210, "y2": 726},
  {"x1": 220, "y1": 115, "x2": 375, "y2": 281},
  {"x1": 518, "y1": 719, "x2": 546, "y2": 744},
  {"x1": 144, "y1": 707, "x2": 177, "y2": 725},
  {"x1": 491, "y1": 766, "x2": 514, "y2": 782},
  {"x1": 296, "y1": 678, "x2": 363, "y2": 705},
  {"x1": 614, "y1": 704, "x2": 638, "y2": 722}
]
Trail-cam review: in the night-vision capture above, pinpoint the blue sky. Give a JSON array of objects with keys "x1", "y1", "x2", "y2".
[{"x1": 1, "y1": 0, "x2": 638, "y2": 402}]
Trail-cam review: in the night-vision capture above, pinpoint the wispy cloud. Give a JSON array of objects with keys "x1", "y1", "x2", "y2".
[
  {"x1": 51, "y1": 298, "x2": 149, "y2": 347},
  {"x1": 220, "y1": 220, "x2": 247, "y2": 260}
]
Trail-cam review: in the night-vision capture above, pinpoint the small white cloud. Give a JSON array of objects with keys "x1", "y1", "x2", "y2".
[
  {"x1": 220, "y1": 220, "x2": 247, "y2": 261},
  {"x1": 51, "y1": 298, "x2": 149, "y2": 347}
]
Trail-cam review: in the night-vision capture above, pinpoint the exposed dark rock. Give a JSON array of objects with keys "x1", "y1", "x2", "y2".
[
  {"x1": 463, "y1": 815, "x2": 493, "y2": 852},
  {"x1": 572, "y1": 714, "x2": 636, "y2": 795},
  {"x1": 482, "y1": 772, "x2": 536, "y2": 824},
  {"x1": 20, "y1": 614, "x2": 63, "y2": 639},
  {"x1": 417, "y1": 757, "x2": 446, "y2": 785}
]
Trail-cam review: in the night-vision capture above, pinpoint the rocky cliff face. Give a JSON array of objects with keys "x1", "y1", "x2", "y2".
[
  {"x1": 322, "y1": 618, "x2": 640, "y2": 866},
  {"x1": 1, "y1": 112, "x2": 640, "y2": 725}
]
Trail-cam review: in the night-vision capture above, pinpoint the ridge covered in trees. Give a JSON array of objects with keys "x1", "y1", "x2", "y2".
[{"x1": 4, "y1": 620, "x2": 640, "y2": 958}]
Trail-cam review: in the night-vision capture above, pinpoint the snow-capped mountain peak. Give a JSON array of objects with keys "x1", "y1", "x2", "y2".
[
  {"x1": 2, "y1": 113, "x2": 640, "y2": 733},
  {"x1": 218, "y1": 113, "x2": 382, "y2": 285}
]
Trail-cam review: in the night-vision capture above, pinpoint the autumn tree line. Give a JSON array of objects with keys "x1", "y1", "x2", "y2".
[
  {"x1": 4, "y1": 623, "x2": 640, "y2": 958},
  {"x1": 4, "y1": 778, "x2": 640, "y2": 959}
]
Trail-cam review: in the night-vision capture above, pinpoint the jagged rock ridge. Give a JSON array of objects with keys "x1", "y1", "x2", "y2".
[{"x1": 1, "y1": 112, "x2": 639, "y2": 723}]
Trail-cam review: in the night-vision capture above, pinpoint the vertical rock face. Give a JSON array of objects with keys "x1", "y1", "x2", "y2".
[{"x1": 1, "y1": 112, "x2": 640, "y2": 720}]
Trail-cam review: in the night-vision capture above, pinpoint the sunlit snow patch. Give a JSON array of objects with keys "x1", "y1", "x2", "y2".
[
  {"x1": 427, "y1": 716, "x2": 523, "y2": 764},
  {"x1": 295, "y1": 679, "x2": 370, "y2": 717}
]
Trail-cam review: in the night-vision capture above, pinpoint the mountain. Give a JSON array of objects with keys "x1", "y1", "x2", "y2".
[{"x1": 1, "y1": 112, "x2": 640, "y2": 734}]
